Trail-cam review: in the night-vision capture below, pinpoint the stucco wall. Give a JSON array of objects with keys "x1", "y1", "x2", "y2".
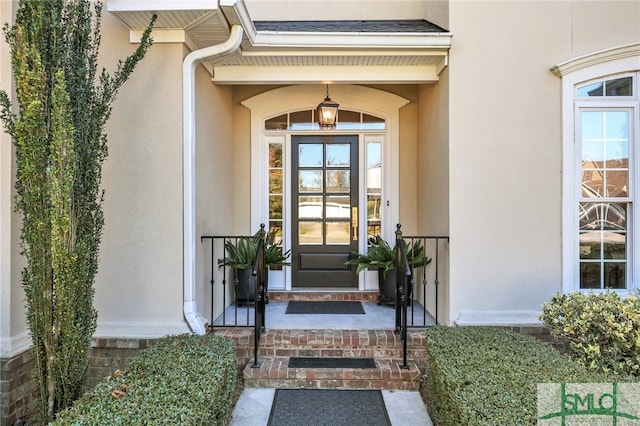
[
  {"x1": 417, "y1": 68, "x2": 450, "y2": 324},
  {"x1": 96, "y1": 11, "x2": 189, "y2": 338},
  {"x1": 194, "y1": 60, "x2": 235, "y2": 325},
  {"x1": 447, "y1": 0, "x2": 640, "y2": 324}
]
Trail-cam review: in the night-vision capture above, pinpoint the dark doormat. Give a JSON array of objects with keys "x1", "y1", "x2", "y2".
[
  {"x1": 285, "y1": 301, "x2": 365, "y2": 314},
  {"x1": 288, "y1": 357, "x2": 376, "y2": 369},
  {"x1": 268, "y1": 389, "x2": 391, "y2": 426}
]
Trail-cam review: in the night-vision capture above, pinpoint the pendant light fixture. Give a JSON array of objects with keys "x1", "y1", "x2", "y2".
[{"x1": 317, "y1": 84, "x2": 339, "y2": 129}]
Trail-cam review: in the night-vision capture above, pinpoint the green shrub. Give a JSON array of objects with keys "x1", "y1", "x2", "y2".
[
  {"x1": 540, "y1": 291, "x2": 640, "y2": 377},
  {"x1": 53, "y1": 334, "x2": 236, "y2": 426},
  {"x1": 424, "y1": 326, "x2": 632, "y2": 426}
]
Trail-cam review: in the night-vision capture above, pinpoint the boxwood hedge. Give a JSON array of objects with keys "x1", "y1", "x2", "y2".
[
  {"x1": 424, "y1": 326, "x2": 636, "y2": 426},
  {"x1": 53, "y1": 334, "x2": 236, "y2": 425}
]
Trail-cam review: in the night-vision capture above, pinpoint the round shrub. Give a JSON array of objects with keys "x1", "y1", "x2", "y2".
[{"x1": 540, "y1": 291, "x2": 640, "y2": 377}]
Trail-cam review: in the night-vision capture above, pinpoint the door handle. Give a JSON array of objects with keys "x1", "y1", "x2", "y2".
[{"x1": 352, "y1": 207, "x2": 358, "y2": 241}]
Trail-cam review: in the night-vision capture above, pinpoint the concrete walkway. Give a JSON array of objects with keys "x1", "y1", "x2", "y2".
[{"x1": 230, "y1": 388, "x2": 433, "y2": 426}]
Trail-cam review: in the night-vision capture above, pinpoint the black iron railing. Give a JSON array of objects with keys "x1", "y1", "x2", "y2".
[
  {"x1": 251, "y1": 226, "x2": 267, "y2": 367},
  {"x1": 394, "y1": 224, "x2": 412, "y2": 369},
  {"x1": 394, "y1": 224, "x2": 450, "y2": 366},
  {"x1": 201, "y1": 225, "x2": 268, "y2": 366},
  {"x1": 400, "y1": 232, "x2": 449, "y2": 328}
]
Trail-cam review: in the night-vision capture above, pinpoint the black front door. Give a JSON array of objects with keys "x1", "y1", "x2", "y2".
[{"x1": 292, "y1": 135, "x2": 359, "y2": 287}]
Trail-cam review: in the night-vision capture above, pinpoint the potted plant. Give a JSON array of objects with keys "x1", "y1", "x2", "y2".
[
  {"x1": 346, "y1": 235, "x2": 431, "y2": 305},
  {"x1": 217, "y1": 231, "x2": 291, "y2": 304}
]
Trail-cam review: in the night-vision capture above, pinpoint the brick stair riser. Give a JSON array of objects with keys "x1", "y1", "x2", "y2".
[
  {"x1": 245, "y1": 379, "x2": 420, "y2": 391},
  {"x1": 213, "y1": 328, "x2": 428, "y2": 368},
  {"x1": 243, "y1": 357, "x2": 421, "y2": 391},
  {"x1": 268, "y1": 291, "x2": 379, "y2": 302},
  {"x1": 260, "y1": 348, "x2": 425, "y2": 364}
]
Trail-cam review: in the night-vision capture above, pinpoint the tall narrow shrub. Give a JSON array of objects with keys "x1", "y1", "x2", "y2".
[{"x1": 0, "y1": 1, "x2": 154, "y2": 422}]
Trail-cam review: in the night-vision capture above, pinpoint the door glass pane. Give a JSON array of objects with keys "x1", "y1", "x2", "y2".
[
  {"x1": 325, "y1": 170, "x2": 350, "y2": 193},
  {"x1": 299, "y1": 222, "x2": 323, "y2": 245},
  {"x1": 299, "y1": 144, "x2": 323, "y2": 167},
  {"x1": 326, "y1": 222, "x2": 350, "y2": 245},
  {"x1": 326, "y1": 144, "x2": 350, "y2": 166},
  {"x1": 299, "y1": 196, "x2": 323, "y2": 219},
  {"x1": 269, "y1": 221, "x2": 283, "y2": 240},
  {"x1": 270, "y1": 144, "x2": 283, "y2": 168},
  {"x1": 269, "y1": 196, "x2": 283, "y2": 219},
  {"x1": 299, "y1": 170, "x2": 323, "y2": 192},
  {"x1": 326, "y1": 196, "x2": 350, "y2": 218},
  {"x1": 270, "y1": 170, "x2": 282, "y2": 193},
  {"x1": 366, "y1": 141, "x2": 382, "y2": 240}
]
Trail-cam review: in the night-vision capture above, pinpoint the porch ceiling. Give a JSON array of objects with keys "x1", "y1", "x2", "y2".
[{"x1": 107, "y1": 0, "x2": 451, "y2": 84}]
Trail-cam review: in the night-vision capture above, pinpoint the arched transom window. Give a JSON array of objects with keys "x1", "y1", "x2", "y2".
[{"x1": 265, "y1": 109, "x2": 386, "y2": 131}]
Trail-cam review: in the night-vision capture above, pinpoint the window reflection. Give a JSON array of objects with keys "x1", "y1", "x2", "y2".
[
  {"x1": 299, "y1": 170, "x2": 323, "y2": 192},
  {"x1": 326, "y1": 144, "x2": 350, "y2": 167},
  {"x1": 325, "y1": 170, "x2": 350, "y2": 193},
  {"x1": 299, "y1": 222, "x2": 323, "y2": 245},
  {"x1": 577, "y1": 76, "x2": 632, "y2": 97},
  {"x1": 326, "y1": 222, "x2": 350, "y2": 245},
  {"x1": 299, "y1": 144, "x2": 323, "y2": 167}
]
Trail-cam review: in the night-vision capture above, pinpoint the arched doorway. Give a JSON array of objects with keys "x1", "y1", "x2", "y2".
[{"x1": 242, "y1": 85, "x2": 409, "y2": 290}]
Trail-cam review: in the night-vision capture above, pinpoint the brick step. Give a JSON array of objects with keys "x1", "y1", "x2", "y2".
[
  {"x1": 243, "y1": 356, "x2": 421, "y2": 391},
  {"x1": 258, "y1": 329, "x2": 427, "y2": 366},
  {"x1": 212, "y1": 328, "x2": 428, "y2": 368},
  {"x1": 268, "y1": 291, "x2": 379, "y2": 302}
]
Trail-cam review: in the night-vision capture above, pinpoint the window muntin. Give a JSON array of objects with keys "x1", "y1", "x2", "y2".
[
  {"x1": 575, "y1": 74, "x2": 636, "y2": 290},
  {"x1": 264, "y1": 109, "x2": 385, "y2": 131}
]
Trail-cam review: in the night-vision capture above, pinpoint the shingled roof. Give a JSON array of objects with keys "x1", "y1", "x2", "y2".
[{"x1": 253, "y1": 20, "x2": 448, "y2": 34}]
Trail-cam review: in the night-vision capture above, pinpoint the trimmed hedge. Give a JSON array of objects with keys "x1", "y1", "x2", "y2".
[
  {"x1": 424, "y1": 326, "x2": 635, "y2": 426},
  {"x1": 53, "y1": 334, "x2": 236, "y2": 425}
]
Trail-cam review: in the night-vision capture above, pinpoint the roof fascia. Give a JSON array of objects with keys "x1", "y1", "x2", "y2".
[
  {"x1": 250, "y1": 32, "x2": 452, "y2": 50},
  {"x1": 212, "y1": 64, "x2": 441, "y2": 85},
  {"x1": 107, "y1": 1, "x2": 217, "y2": 12}
]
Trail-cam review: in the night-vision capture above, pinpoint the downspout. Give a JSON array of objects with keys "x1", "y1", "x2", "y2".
[{"x1": 183, "y1": 25, "x2": 243, "y2": 335}]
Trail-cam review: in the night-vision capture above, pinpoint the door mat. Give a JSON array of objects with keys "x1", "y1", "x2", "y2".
[
  {"x1": 288, "y1": 357, "x2": 376, "y2": 369},
  {"x1": 268, "y1": 389, "x2": 391, "y2": 426},
  {"x1": 285, "y1": 301, "x2": 365, "y2": 314}
]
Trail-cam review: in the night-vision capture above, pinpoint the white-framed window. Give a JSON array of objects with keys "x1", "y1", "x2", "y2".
[{"x1": 558, "y1": 45, "x2": 640, "y2": 293}]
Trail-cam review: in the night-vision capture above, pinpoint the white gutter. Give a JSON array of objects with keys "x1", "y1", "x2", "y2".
[{"x1": 183, "y1": 24, "x2": 243, "y2": 335}]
